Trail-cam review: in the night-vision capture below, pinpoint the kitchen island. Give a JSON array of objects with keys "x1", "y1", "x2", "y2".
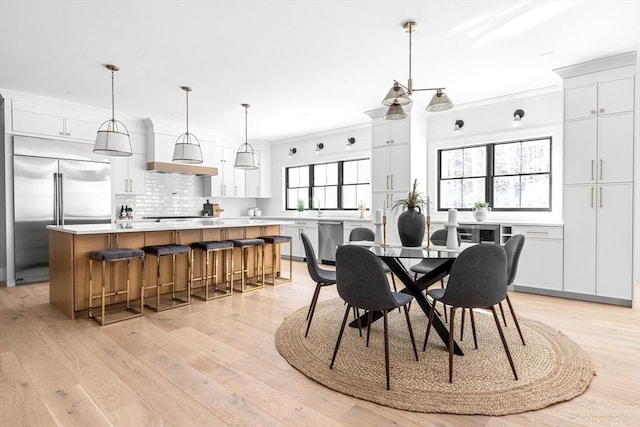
[{"x1": 48, "y1": 219, "x2": 292, "y2": 319}]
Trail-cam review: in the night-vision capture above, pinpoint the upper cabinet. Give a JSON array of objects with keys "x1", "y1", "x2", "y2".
[
  {"x1": 111, "y1": 132, "x2": 146, "y2": 195},
  {"x1": 11, "y1": 99, "x2": 107, "y2": 143},
  {"x1": 565, "y1": 76, "x2": 634, "y2": 120}
]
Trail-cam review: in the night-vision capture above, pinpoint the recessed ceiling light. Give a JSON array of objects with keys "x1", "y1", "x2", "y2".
[{"x1": 540, "y1": 51, "x2": 556, "y2": 57}]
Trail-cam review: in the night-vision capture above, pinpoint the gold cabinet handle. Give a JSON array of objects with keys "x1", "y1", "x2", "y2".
[
  {"x1": 599, "y1": 159, "x2": 603, "y2": 180},
  {"x1": 591, "y1": 160, "x2": 594, "y2": 181},
  {"x1": 599, "y1": 187, "x2": 603, "y2": 208},
  {"x1": 590, "y1": 187, "x2": 594, "y2": 208},
  {"x1": 599, "y1": 108, "x2": 605, "y2": 113},
  {"x1": 590, "y1": 109, "x2": 596, "y2": 115}
]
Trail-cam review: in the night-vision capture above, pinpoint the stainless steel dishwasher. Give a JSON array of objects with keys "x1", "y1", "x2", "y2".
[{"x1": 318, "y1": 220, "x2": 344, "y2": 265}]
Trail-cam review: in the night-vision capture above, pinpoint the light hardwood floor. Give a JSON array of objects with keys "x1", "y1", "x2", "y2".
[{"x1": 1, "y1": 261, "x2": 639, "y2": 426}]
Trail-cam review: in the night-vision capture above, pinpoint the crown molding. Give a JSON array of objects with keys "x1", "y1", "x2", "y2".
[{"x1": 553, "y1": 51, "x2": 638, "y2": 79}]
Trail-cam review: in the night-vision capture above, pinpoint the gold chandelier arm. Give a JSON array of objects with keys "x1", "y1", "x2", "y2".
[{"x1": 411, "y1": 87, "x2": 447, "y2": 93}]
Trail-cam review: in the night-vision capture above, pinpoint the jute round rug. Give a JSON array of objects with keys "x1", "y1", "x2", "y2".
[{"x1": 275, "y1": 298, "x2": 594, "y2": 415}]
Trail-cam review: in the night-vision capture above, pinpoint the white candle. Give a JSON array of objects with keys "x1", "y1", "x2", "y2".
[
  {"x1": 448, "y1": 208, "x2": 458, "y2": 225},
  {"x1": 375, "y1": 209, "x2": 383, "y2": 224},
  {"x1": 426, "y1": 196, "x2": 431, "y2": 217}
]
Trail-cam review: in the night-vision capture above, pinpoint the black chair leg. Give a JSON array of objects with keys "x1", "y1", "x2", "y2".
[
  {"x1": 469, "y1": 308, "x2": 478, "y2": 349},
  {"x1": 366, "y1": 311, "x2": 372, "y2": 347},
  {"x1": 490, "y1": 306, "x2": 518, "y2": 380},
  {"x1": 505, "y1": 294, "x2": 526, "y2": 345},
  {"x1": 305, "y1": 284, "x2": 322, "y2": 337},
  {"x1": 330, "y1": 304, "x2": 351, "y2": 369},
  {"x1": 403, "y1": 304, "x2": 419, "y2": 361},
  {"x1": 460, "y1": 309, "x2": 466, "y2": 341},
  {"x1": 499, "y1": 301, "x2": 508, "y2": 327},
  {"x1": 440, "y1": 279, "x2": 448, "y2": 323},
  {"x1": 383, "y1": 310, "x2": 390, "y2": 390},
  {"x1": 448, "y1": 307, "x2": 457, "y2": 383},
  {"x1": 353, "y1": 307, "x2": 362, "y2": 337}
]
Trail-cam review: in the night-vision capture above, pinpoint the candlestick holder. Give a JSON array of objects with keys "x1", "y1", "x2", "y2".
[
  {"x1": 382, "y1": 215, "x2": 389, "y2": 247},
  {"x1": 425, "y1": 215, "x2": 431, "y2": 250}
]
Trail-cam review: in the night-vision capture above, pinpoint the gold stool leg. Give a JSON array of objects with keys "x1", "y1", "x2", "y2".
[
  {"x1": 89, "y1": 258, "x2": 94, "y2": 318},
  {"x1": 101, "y1": 260, "x2": 107, "y2": 326}
]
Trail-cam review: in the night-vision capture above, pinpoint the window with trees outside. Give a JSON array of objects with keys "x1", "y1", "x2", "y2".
[
  {"x1": 438, "y1": 137, "x2": 551, "y2": 211},
  {"x1": 285, "y1": 158, "x2": 370, "y2": 210}
]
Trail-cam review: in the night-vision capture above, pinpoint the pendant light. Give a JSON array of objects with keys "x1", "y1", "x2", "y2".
[
  {"x1": 172, "y1": 86, "x2": 203, "y2": 164},
  {"x1": 94, "y1": 65, "x2": 132, "y2": 156},
  {"x1": 234, "y1": 103, "x2": 258, "y2": 170},
  {"x1": 381, "y1": 21, "x2": 453, "y2": 119}
]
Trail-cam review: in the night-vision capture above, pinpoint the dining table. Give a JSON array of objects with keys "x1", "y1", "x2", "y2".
[{"x1": 347, "y1": 241, "x2": 474, "y2": 356}]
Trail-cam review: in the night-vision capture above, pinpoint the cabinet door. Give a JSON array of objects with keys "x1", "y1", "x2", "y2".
[
  {"x1": 371, "y1": 146, "x2": 391, "y2": 191},
  {"x1": 245, "y1": 150, "x2": 261, "y2": 198},
  {"x1": 12, "y1": 108, "x2": 65, "y2": 138},
  {"x1": 598, "y1": 77, "x2": 634, "y2": 115},
  {"x1": 563, "y1": 185, "x2": 597, "y2": 295},
  {"x1": 596, "y1": 184, "x2": 632, "y2": 300},
  {"x1": 128, "y1": 153, "x2": 146, "y2": 194},
  {"x1": 512, "y1": 226, "x2": 563, "y2": 291},
  {"x1": 565, "y1": 84, "x2": 597, "y2": 120},
  {"x1": 111, "y1": 157, "x2": 130, "y2": 194},
  {"x1": 597, "y1": 112, "x2": 634, "y2": 183},
  {"x1": 564, "y1": 119, "x2": 597, "y2": 185},
  {"x1": 372, "y1": 123, "x2": 392, "y2": 147},
  {"x1": 388, "y1": 142, "x2": 411, "y2": 191},
  {"x1": 65, "y1": 117, "x2": 100, "y2": 143}
]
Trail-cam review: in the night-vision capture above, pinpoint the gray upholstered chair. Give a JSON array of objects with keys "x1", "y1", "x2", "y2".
[
  {"x1": 502, "y1": 234, "x2": 526, "y2": 345},
  {"x1": 349, "y1": 227, "x2": 397, "y2": 292},
  {"x1": 423, "y1": 244, "x2": 518, "y2": 383},
  {"x1": 331, "y1": 244, "x2": 419, "y2": 390},
  {"x1": 410, "y1": 228, "x2": 459, "y2": 321},
  {"x1": 301, "y1": 232, "x2": 337, "y2": 337}
]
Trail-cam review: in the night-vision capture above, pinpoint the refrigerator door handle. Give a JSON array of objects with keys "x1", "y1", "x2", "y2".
[
  {"x1": 53, "y1": 173, "x2": 59, "y2": 225},
  {"x1": 59, "y1": 173, "x2": 64, "y2": 226}
]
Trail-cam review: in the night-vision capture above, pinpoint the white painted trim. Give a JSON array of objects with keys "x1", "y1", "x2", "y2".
[{"x1": 553, "y1": 51, "x2": 638, "y2": 79}]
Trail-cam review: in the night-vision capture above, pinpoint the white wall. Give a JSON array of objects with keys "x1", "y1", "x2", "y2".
[
  {"x1": 425, "y1": 90, "x2": 564, "y2": 224},
  {"x1": 257, "y1": 123, "x2": 371, "y2": 217}
]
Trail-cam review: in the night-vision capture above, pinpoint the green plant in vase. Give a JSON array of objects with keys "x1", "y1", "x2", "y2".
[
  {"x1": 473, "y1": 201, "x2": 491, "y2": 221},
  {"x1": 296, "y1": 199, "x2": 305, "y2": 216}
]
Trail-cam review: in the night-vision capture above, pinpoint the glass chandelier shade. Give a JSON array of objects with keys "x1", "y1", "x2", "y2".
[
  {"x1": 384, "y1": 101, "x2": 408, "y2": 120},
  {"x1": 382, "y1": 82, "x2": 411, "y2": 106},
  {"x1": 94, "y1": 65, "x2": 132, "y2": 156},
  {"x1": 173, "y1": 86, "x2": 203, "y2": 164},
  {"x1": 426, "y1": 89, "x2": 454, "y2": 112},
  {"x1": 234, "y1": 103, "x2": 258, "y2": 169}
]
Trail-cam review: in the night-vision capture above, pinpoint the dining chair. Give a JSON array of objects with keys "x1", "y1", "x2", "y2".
[
  {"x1": 410, "y1": 228, "x2": 459, "y2": 321},
  {"x1": 502, "y1": 234, "x2": 526, "y2": 345},
  {"x1": 331, "y1": 244, "x2": 419, "y2": 390},
  {"x1": 301, "y1": 232, "x2": 337, "y2": 338},
  {"x1": 458, "y1": 234, "x2": 527, "y2": 346},
  {"x1": 423, "y1": 244, "x2": 518, "y2": 383},
  {"x1": 349, "y1": 227, "x2": 397, "y2": 292}
]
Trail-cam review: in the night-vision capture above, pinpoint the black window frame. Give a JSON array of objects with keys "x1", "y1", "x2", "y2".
[
  {"x1": 285, "y1": 157, "x2": 370, "y2": 211},
  {"x1": 437, "y1": 136, "x2": 552, "y2": 212}
]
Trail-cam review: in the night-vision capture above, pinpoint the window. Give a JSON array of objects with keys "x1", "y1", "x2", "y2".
[
  {"x1": 285, "y1": 158, "x2": 370, "y2": 210},
  {"x1": 438, "y1": 137, "x2": 551, "y2": 211}
]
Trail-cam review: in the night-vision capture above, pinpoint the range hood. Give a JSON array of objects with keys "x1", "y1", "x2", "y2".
[{"x1": 146, "y1": 162, "x2": 218, "y2": 176}]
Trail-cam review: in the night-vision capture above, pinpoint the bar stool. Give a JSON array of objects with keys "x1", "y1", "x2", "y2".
[
  {"x1": 229, "y1": 238, "x2": 265, "y2": 292},
  {"x1": 88, "y1": 248, "x2": 145, "y2": 326},
  {"x1": 190, "y1": 240, "x2": 234, "y2": 300},
  {"x1": 142, "y1": 244, "x2": 191, "y2": 311},
  {"x1": 261, "y1": 235, "x2": 292, "y2": 285}
]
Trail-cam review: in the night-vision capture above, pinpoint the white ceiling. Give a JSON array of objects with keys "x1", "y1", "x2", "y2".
[{"x1": 1, "y1": 1, "x2": 639, "y2": 143}]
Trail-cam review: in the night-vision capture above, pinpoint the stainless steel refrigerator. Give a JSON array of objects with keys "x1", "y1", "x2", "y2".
[{"x1": 13, "y1": 141, "x2": 111, "y2": 284}]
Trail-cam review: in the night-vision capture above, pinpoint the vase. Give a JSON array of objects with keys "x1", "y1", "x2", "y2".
[
  {"x1": 397, "y1": 206, "x2": 426, "y2": 247},
  {"x1": 472, "y1": 206, "x2": 490, "y2": 221}
]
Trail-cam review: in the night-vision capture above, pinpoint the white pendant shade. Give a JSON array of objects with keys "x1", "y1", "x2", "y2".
[
  {"x1": 94, "y1": 120, "x2": 132, "y2": 156},
  {"x1": 234, "y1": 148, "x2": 257, "y2": 170},
  {"x1": 172, "y1": 134, "x2": 203, "y2": 164}
]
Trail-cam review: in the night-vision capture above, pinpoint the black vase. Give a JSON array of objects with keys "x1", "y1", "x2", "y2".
[{"x1": 397, "y1": 206, "x2": 426, "y2": 247}]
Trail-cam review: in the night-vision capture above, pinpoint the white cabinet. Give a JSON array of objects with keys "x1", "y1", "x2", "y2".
[
  {"x1": 203, "y1": 146, "x2": 246, "y2": 198},
  {"x1": 111, "y1": 132, "x2": 146, "y2": 194},
  {"x1": 371, "y1": 142, "x2": 411, "y2": 193},
  {"x1": 244, "y1": 145, "x2": 271, "y2": 198},
  {"x1": 510, "y1": 225, "x2": 564, "y2": 291},
  {"x1": 557, "y1": 54, "x2": 635, "y2": 305},
  {"x1": 11, "y1": 99, "x2": 104, "y2": 143},
  {"x1": 282, "y1": 220, "x2": 318, "y2": 260},
  {"x1": 372, "y1": 119, "x2": 410, "y2": 147},
  {"x1": 371, "y1": 191, "x2": 406, "y2": 245}
]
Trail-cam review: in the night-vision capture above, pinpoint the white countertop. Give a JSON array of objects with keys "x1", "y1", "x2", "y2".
[{"x1": 47, "y1": 218, "x2": 294, "y2": 235}]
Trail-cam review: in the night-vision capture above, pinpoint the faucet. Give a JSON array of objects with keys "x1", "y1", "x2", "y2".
[{"x1": 315, "y1": 196, "x2": 323, "y2": 217}]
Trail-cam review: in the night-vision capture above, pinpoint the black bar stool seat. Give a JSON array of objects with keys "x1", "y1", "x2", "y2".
[
  {"x1": 190, "y1": 240, "x2": 234, "y2": 300},
  {"x1": 88, "y1": 248, "x2": 145, "y2": 326},
  {"x1": 262, "y1": 235, "x2": 293, "y2": 286},
  {"x1": 229, "y1": 238, "x2": 265, "y2": 293},
  {"x1": 142, "y1": 244, "x2": 191, "y2": 312}
]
